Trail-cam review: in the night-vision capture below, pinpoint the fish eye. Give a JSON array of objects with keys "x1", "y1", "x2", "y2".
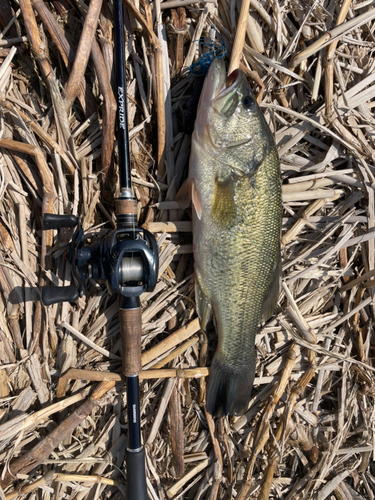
[{"x1": 242, "y1": 95, "x2": 255, "y2": 109}]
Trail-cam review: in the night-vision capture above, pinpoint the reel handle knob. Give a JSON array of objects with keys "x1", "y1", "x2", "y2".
[
  {"x1": 42, "y1": 286, "x2": 79, "y2": 306},
  {"x1": 43, "y1": 214, "x2": 79, "y2": 230}
]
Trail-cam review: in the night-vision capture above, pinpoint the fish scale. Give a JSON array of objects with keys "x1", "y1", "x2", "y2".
[
  {"x1": 206, "y1": 152, "x2": 280, "y2": 365},
  {"x1": 189, "y1": 59, "x2": 282, "y2": 416}
]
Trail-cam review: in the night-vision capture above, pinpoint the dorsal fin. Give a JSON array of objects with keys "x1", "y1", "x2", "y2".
[
  {"x1": 261, "y1": 248, "x2": 281, "y2": 322},
  {"x1": 175, "y1": 178, "x2": 192, "y2": 210}
]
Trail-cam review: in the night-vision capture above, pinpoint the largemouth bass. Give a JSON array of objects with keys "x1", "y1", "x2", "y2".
[{"x1": 189, "y1": 59, "x2": 282, "y2": 417}]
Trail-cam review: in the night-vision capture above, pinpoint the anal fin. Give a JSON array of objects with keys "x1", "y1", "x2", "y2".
[
  {"x1": 195, "y1": 273, "x2": 212, "y2": 331},
  {"x1": 261, "y1": 248, "x2": 281, "y2": 322}
]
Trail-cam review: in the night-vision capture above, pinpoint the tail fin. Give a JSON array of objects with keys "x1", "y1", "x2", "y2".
[{"x1": 206, "y1": 357, "x2": 255, "y2": 417}]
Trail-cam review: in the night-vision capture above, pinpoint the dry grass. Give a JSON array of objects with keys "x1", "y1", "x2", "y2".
[{"x1": 0, "y1": 0, "x2": 375, "y2": 498}]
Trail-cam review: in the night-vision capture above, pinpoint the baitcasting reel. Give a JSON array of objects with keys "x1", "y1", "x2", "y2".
[{"x1": 41, "y1": 212, "x2": 159, "y2": 306}]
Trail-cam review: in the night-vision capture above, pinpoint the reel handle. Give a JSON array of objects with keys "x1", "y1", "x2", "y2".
[
  {"x1": 42, "y1": 214, "x2": 79, "y2": 230},
  {"x1": 41, "y1": 214, "x2": 81, "y2": 305},
  {"x1": 42, "y1": 286, "x2": 79, "y2": 306}
]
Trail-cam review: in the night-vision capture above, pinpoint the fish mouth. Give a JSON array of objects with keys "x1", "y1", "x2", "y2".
[
  {"x1": 214, "y1": 68, "x2": 241, "y2": 99},
  {"x1": 203, "y1": 59, "x2": 242, "y2": 99},
  {"x1": 194, "y1": 60, "x2": 243, "y2": 142},
  {"x1": 200, "y1": 59, "x2": 227, "y2": 106},
  {"x1": 194, "y1": 59, "x2": 226, "y2": 138},
  {"x1": 211, "y1": 67, "x2": 243, "y2": 118},
  {"x1": 226, "y1": 69, "x2": 240, "y2": 88}
]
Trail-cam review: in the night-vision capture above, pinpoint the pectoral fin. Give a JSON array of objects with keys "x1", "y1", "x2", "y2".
[
  {"x1": 195, "y1": 273, "x2": 212, "y2": 331},
  {"x1": 211, "y1": 178, "x2": 236, "y2": 225},
  {"x1": 191, "y1": 179, "x2": 202, "y2": 220},
  {"x1": 261, "y1": 249, "x2": 281, "y2": 322}
]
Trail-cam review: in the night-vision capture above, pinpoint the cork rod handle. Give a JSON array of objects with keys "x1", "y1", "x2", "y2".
[{"x1": 120, "y1": 304, "x2": 142, "y2": 377}]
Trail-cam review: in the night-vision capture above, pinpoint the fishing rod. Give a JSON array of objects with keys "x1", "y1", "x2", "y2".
[{"x1": 40, "y1": 1, "x2": 159, "y2": 496}]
